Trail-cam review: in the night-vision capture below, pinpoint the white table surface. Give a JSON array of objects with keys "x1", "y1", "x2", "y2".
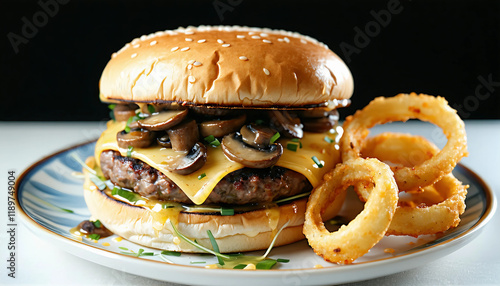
[{"x1": 1, "y1": 120, "x2": 498, "y2": 286}]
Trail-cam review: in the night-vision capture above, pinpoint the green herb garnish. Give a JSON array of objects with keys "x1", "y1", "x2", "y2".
[
  {"x1": 220, "y1": 207, "x2": 235, "y2": 216},
  {"x1": 108, "y1": 104, "x2": 116, "y2": 110},
  {"x1": 112, "y1": 186, "x2": 140, "y2": 202},
  {"x1": 291, "y1": 138, "x2": 302, "y2": 148},
  {"x1": 208, "y1": 230, "x2": 224, "y2": 265},
  {"x1": 121, "y1": 248, "x2": 155, "y2": 257},
  {"x1": 119, "y1": 247, "x2": 129, "y2": 251},
  {"x1": 254, "y1": 119, "x2": 265, "y2": 125},
  {"x1": 190, "y1": 261, "x2": 206, "y2": 264},
  {"x1": 161, "y1": 250, "x2": 181, "y2": 257},
  {"x1": 88, "y1": 234, "x2": 100, "y2": 240},
  {"x1": 92, "y1": 220, "x2": 102, "y2": 228},
  {"x1": 233, "y1": 264, "x2": 247, "y2": 269},
  {"x1": 277, "y1": 258, "x2": 290, "y2": 263},
  {"x1": 198, "y1": 173, "x2": 206, "y2": 180},
  {"x1": 147, "y1": 104, "x2": 156, "y2": 114},
  {"x1": 127, "y1": 146, "x2": 133, "y2": 157},
  {"x1": 204, "y1": 135, "x2": 221, "y2": 147},
  {"x1": 256, "y1": 259, "x2": 277, "y2": 269},
  {"x1": 286, "y1": 143, "x2": 298, "y2": 152},
  {"x1": 311, "y1": 156, "x2": 323, "y2": 168},
  {"x1": 270, "y1": 132, "x2": 280, "y2": 144},
  {"x1": 324, "y1": 136, "x2": 334, "y2": 144}
]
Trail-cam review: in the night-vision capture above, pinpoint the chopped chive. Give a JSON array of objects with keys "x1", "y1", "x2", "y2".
[
  {"x1": 198, "y1": 173, "x2": 206, "y2": 180},
  {"x1": 90, "y1": 176, "x2": 106, "y2": 190},
  {"x1": 286, "y1": 143, "x2": 298, "y2": 152},
  {"x1": 204, "y1": 135, "x2": 215, "y2": 143},
  {"x1": 108, "y1": 104, "x2": 116, "y2": 110},
  {"x1": 93, "y1": 220, "x2": 102, "y2": 228},
  {"x1": 324, "y1": 136, "x2": 334, "y2": 144},
  {"x1": 147, "y1": 104, "x2": 156, "y2": 114},
  {"x1": 312, "y1": 156, "x2": 323, "y2": 168},
  {"x1": 256, "y1": 259, "x2": 277, "y2": 270},
  {"x1": 220, "y1": 207, "x2": 235, "y2": 216},
  {"x1": 190, "y1": 261, "x2": 206, "y2": 264},
  {"x1": 140, "y1": 252, "x2": 155, "y2": 256},
  {"x1": 273, "y1": 192, "x2": 310, "y2": 204},
  {"x1": 161, "y1": 250, "x2": 181, "y2": 257},
  {"x1": 254, "y1": 119, "x2": 265, "y2": 125},
  {"x1": 270, "y1": 132, "x2": 280, "y2": 144},
  {"x1": 60, "y1": 208, "x2": 74, "y2": 213},
  {"x1": 277, "y1": 258, "x2": 290, "y2": 263},
  {"x1": 119, "y1": 247, "x2": 129, "y2": 251},
  {"x1": 233, "y1": 264, "x2": 247, "y2": 269},
  {"x1": 88, "y1": 234, "x2": 100, "y2": 240},
  {"x1": 207, "y1": 230, "x2": 224, "y2": 265},
  {"x1": 137, "y1": 249, "x2": 144, "y2": 256},
  {"x1": 127, "y1": 146, "x2": 133, "y2": 157},
  {"x1": 112, "y1": 187, "x2": 140, "y2": 202},
  {"x1": 291, "y1": 138, "x2": 302, "y2": 148},
  {"x1": 162, "y1": 203, "x2": 175, "y2": 209},
  {"x1": 209, "y1": 139, "x2": 221, "y2": 147}
]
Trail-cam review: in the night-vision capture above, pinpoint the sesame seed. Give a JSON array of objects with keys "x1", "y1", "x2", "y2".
[
  {"x1": 181, "y1": 47, "x2": 190, "y2": 51},
  {"x1": 193, "y1": 61, "x2": 202, "y2": 66},
  {"x1": 236, "y1": 35, "x2": 245, "y2": 39},
  {"x1": 111, "y1": 53, "x2": 117, "y2": 58},
  {"x1": 262, "y1": 39, "x2": 272, "y2": 44},
  {"x1": 277, "y1": 38, "x2": 284, "y2": 42},
  {"x1": 301, "y1": 39, "x2": 307, "y2": 44},
  {"x1": 140, "y1": 35, "x2": 147, "y2": 41},
  {"x1": 188, "y1": 60, "x2": 195, "y2": 64},
  {"x1": 284, "y1": 37, "x2": 290, "y2": 43},
  {"x1": 222, "y1": 43, "x2": 231, "y2": 47},
  {"x1": 187, "y1": 64, "x2": 193, "y2": 70},
  {"x1": 248, "y1": 31, "x2": 255, "y2": 35},
  {"x1": 260, "y1": 33, "x2": 269, "y2": 37},
  {"x1": 171, "y1": 46, "x2": 179, "y2": 52},
  {"x1": 133, "y1": 44, "x2": 140, "y2": 48},
  {"x1": 150, "y1": 40, "x2": 157, "y2": 46},
  {"x1": 239, "y1": 56, "x2": 248, "y2": 61},
  {"x1": 185, "y1": 30, "x2": 194, "y2": 35},
  {"x1": 217, "y1": 39, "x2": 224, "y2": 44},
  {"x1": 131, "y1": 53, "x2": 137, "y2": 58},
  {"x1": 263, "y1": 68, "x2": 270, "y2": 75},
  {"x1": 251, "y1": 35, "x2": 261, "y2": 39},
  {"x1": 188, "y1": 76, "x2": 196, "y2": 83},
  {"x1": 185, "y1": 38, "x2": 193, "y2": 42},
  {"x1": 197, "y1": 39, "x2": 206, "y2": 43}
]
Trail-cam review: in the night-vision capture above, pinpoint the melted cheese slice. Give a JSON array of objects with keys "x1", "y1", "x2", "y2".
[{"x1": 95, "y1": 121, "x2": 341, "y2": 205}]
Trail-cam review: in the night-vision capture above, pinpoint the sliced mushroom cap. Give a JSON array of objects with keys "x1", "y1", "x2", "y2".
[
  {"x1": 199, "y1": 114, "x2": 247, "y2": 138},
  {"x1": 116, "y1": 128, "x2": 155, "y2": 148},
  {"x1": 240, "y1": 124, "x2": 277, "y2": 148},
  {"x1": 113, "y1": 104, "x2": 139, "y2": 121},
  {"x1": 302, "y1": 110, "x2": 339, "y2": 133},
  {"x1": 157, "y1": 133, "x2": 172, "y2": 148},
  {"x1": 138, "y1": 109, "x2": 188, "y2": 131},
  {"x1": 167, "y1": 119, "x2": 199, "y2": 152},
  {"x1": 167, "y1": 142, "x2": 207, "y2": 175},
  {"x1": 268, "y1": 110, "x2": 303, "y2": 139},
  {"x1": 221, "y1": 133, "x2": 283, "y2": 169}
]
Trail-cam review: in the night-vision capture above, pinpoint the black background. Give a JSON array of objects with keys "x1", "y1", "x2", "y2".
[{"x1": 1, "y1": 0, "x2": 499, "y2": 121}]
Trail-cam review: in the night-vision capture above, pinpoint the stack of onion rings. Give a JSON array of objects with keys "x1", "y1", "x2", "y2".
[{"x1": 303, "y1": 93, "x2": 468, "y2": 264}]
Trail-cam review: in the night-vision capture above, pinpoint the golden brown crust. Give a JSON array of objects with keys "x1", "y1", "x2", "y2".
[{"x1": 99, "y1": 26, "x2": 353, "y2": 107}]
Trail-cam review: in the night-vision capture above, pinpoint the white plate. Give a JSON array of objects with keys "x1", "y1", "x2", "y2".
[{"x1": 16, "y1": 141, "x2": 496, "y2": 286}]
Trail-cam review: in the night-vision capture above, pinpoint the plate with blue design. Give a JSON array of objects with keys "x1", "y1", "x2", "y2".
[{"x1": 15, "y1": 141, "x2": 496, "y2": 286}]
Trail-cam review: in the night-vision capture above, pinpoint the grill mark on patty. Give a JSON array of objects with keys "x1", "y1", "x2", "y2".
[{"x1": 100, "y1": 150, "x2": 311, "y2": 205}]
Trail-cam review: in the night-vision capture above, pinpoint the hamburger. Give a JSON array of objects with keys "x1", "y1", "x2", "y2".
[{"x1": 84, "y1": 26, "x2": 354, "y2": 253}]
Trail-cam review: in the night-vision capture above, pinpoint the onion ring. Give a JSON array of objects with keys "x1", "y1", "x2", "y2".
[
  {"x1": 359, "y1": 132, "x2": 468, "y2": 236},
  {"x1": 340, "y1": 93, "x2": 468, "y2": 191},
  {"x1": 303, "y1": 158, "x2": 398, "y2": 264}
]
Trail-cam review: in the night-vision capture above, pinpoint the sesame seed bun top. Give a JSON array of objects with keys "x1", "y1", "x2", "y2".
[{"x1": 99, "y1": 25, "x2": 354, "y2": 108}]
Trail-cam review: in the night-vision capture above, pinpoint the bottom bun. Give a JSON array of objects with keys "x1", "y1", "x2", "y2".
[{"x1": 83, "y1": 158, "x2": 346, "y2": 253}]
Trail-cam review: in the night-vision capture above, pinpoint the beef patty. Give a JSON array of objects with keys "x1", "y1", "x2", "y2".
[{"x1": 100, "y1": 150, "x2": 312, "y2": 205}]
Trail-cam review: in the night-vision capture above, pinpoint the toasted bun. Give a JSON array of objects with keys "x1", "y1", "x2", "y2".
[
  {"x1": 100, "y1": 26, "x2": 353, "y2": 107},
  {"x1": 83, "y1": 165, "x2": 346, "y2": 253}
]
